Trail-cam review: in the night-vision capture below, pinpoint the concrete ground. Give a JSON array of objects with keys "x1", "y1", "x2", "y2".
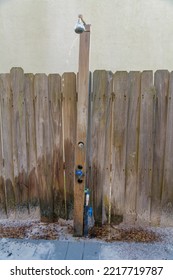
[
  {"x1": 0, "y1": 238, "x2": 173, "y2": 260},
  {"x1": 1, "y1": 220, "x2": 173, "y2": 260}
]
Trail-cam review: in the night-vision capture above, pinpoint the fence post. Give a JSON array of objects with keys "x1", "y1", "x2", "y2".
[{"x1": 74, "y1": 20, "x2": 91, "y2": 236}]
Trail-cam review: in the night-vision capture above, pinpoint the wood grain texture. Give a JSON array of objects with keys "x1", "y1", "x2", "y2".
[
  {"x1": 91, "y1": 70, "x2": 110, "y2": 225},
  {"x1": 0, "y1": 74, "x2": 15, "y2": 218},
  {"x1": 111, "y1": 71, "x2": 128, "y2": 224},
  {"x1": 25, "y1": 74, "x2": 40, "y2": 219},
  {"x1": 1, "y1": 68, "x2": 173, "y2": 227},
  {"x1": 74, "y1": 25, "x2": 90, "y2": 236},
  {"x1": 0, "y1": 75, "x2": 7, "y2": 218},
  {"x1": 49, "y1": 74, "x2": 65, "y2": 219},
  {"x1": 150, "y1": 70, "x2": 169, "y2": 225},
  {"x1": 34, "y1": 74, "x2": 53, "y2": 222},
  {"x1": 86, "y1": 72, "x2": 92, "y2": 198},
  {"x1": 136, "y1": 71, "x2": 154, "y2": 225},
  {"x1": 102, "y1": 71, "x2": 113, "y2": 224},
  {"x1": 161, "y1": 71, "x2": 173, "y2": 226},
  {"x1": 124, "y1": 71, "x2": 141, "y2": 224},
  {"x1": 10, "y1": 68, "x2": 29, "y2": 218},
  {"x1": 62, "y1": 73, "x2": 77, "y2": 220}
]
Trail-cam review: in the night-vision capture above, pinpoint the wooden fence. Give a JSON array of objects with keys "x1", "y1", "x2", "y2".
[{"x1": 0, "y1": 68, "x2": 173, "y2": 226}]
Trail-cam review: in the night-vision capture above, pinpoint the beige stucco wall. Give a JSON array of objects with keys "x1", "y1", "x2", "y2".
[{"x1": 0, "y1": 0, "x2": 173, "y2": 74}]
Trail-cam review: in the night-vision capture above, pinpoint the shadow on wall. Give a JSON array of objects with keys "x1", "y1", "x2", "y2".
[
  {"x1": 0, "y1": 0, "x2": 11, "y2": 5},
  {"x1": 166, "y1": 0, "x2": 173, "y2": 4}
]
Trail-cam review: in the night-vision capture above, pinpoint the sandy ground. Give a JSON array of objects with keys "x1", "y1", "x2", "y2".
[
  {"x1": 0, "y1": 219, "x2": 74, "y2": 241},
  {"x1": 0, "y1": 220, "x2": 173, "y2": 259},
  {"x1": 0, "y1": 218, "x2": 173, "y2": 243}
]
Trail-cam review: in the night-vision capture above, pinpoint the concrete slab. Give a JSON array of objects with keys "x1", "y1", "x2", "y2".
[
  {"x1": 83, "y1": 241, "x2": 100, "y2": 260},
  {"x1": 33, "y1": 240, "x2": 63, "y2": 260},
  {"x1": 47, "y1": 240, "x2": 69, "y2": 260},
  {"x1": 0, "y1": 238, "x2": 173, "y2": 260},
  {"x1": 99, "y1": 242, "x2": 173, "y2": 260},
  {"x1": 0, "y1": 239, "x2": 39, "y2": 260},
  {"x1": 65, "y1": 241, "x2": 84, "y2": 260}
]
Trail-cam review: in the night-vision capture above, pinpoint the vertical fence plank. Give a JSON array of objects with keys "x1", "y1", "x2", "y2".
[
  {"x1": 124, "y1": 71, "x2": 141, "y2": 224},
  {"x1": 86, "y1": 73, "x2": 92, "y2": 195},
  {"x1": 49, "y1": 74, "x2": 65, "y2": 219},
  {"x1": 0, "y1": 76, "x2": 7, "y2": 218},
  {"x1": 62, "y1": 73, "x2": 77, "y2": 219},
  {"x1": 150, "y1": 70, "x2": 169, "y2": 225},
  {"x1": 137, "y1": 71, "x2": 154, "y2": 225},
  {"x1": 34, "y1": 74, "x2": 53, "y2": 222},
  {"x1": 102, "y1": 71, "x2": 113, "y2": 224},
  {"x1": 25, "y1": 73, "x2": 40, "y2": 219},
  {"x1": 0, "y1": 115, "x2": 6, "y2": 218},
  {"x1": 10, "y1": 68, "x2": 29, "y2": 218},
  {"x1": 111, "y1": 71, "x2": 128, "y2": 224},
  {"x1": 91, "y1": 70, "x2": 109, "y2": 225},
  {"x1": 161, "y1": 71, "x2": 173, "y2": 226},
  {"x1": 0, "y1": 74, "x2": 15, "y2": 218}
]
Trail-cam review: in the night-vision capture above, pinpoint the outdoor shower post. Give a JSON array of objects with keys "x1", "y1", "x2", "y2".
[{"x1": 74, "y1": 18, "x2": 91, "y2": 236}]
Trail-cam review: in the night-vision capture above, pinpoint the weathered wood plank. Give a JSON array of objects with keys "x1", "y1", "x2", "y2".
[
  {"x1": 0, "y1": 76, "x2": 7, "y2": 218},
  {"x1": 10, "y1": 68, "x2": 28, "y2": 218},
  {"x1": 48, "y1": 74, "x2": 65, "y2": 219},
  {"x1": 161, "y1": 71, "x2": 173, "y2": 226},
  {"x1": 62, "y1": 73, "x2": 77, "y2": 220},
  {"x1": 0, "y1": 74, "x2": 15, "y2": 218},
  {"x1": 25, "y1": 74, "x2": 40, "y2": 219},
  {"x1": 91, "y1": 70, "x2": 110, "y2": 225},
  {"x1": 34, "y1": 74, "x2": 53, "y2": 222},
  {"x1": 102, "y1": 71, "x2": 113, "y2": 224},
  {"x1": 150, "y1": 70, "x2": 169, "y2": 225},
  {"x1": 124, "y1": 71, "x2": 141, "y2": 224},
  {"x1": 73, "y1": 25, "x2": 90, "y2": 236},
  {"x1": 111, "y1": 71, "x2": 128, "y2": 224},
  {"x1": 136, "y1": 71, "x2": 154, "y2": 225},
  {"x1": 86, "y1": 73, "x2": 92, "y2": 197},
  {"x1": 0, "y1": 149, "x2": 6, "y2": 218}
]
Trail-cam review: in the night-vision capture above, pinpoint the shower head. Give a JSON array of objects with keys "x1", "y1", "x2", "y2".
[{"x1": 74, "y1": 15, "x2": 86, "y2": 34}]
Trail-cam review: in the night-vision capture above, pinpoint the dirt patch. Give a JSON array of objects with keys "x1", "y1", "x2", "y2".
[
  {"x1": 89, "y1": 225, "x2": 161, "y2": 243},
  {"x1": 0, "y1": 219, "x2": 73, "y2": 240},
  {"x1": 0, "y1": 220, "x2": 165, "y2": 243}
]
